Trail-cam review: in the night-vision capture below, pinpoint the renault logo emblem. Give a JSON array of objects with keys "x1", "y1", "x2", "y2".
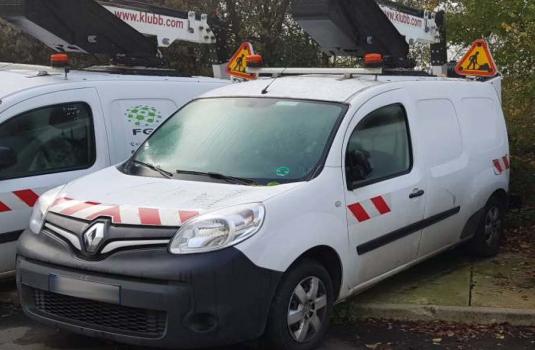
[{"x1": 83, "y1": 222, "x2": 105, "y2": 254}]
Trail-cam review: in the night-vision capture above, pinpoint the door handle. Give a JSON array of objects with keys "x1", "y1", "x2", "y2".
[{"x1": 409, "y1": 189, "x2": 425, "y2": 199}]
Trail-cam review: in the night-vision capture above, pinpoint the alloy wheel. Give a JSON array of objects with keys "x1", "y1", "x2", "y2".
[
  {"x1": 287, "y1": 276, "x2": 328, "y2": 343},
  {"x1": 484, "y1": 206, "x2": 502, "y2": 245}
]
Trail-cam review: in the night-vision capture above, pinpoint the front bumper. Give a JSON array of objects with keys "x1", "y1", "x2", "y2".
[{"x1": 17, "y1": 230, "x2": 282, "y2": 348}]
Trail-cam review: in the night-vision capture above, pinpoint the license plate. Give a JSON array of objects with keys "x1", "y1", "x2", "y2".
[{"x1": 49, "y1": 275, "x2": 120, "y2": 304}]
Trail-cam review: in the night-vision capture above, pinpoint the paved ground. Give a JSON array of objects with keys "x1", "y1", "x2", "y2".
[
  {"x1": 2, "y1": 274, "x2": 535, "y2": 350},
  {"x1": 1, "y1": 300, "x2": 534, "y2": 350},
  {"x1": 354, "y1": 247, "x2": 535, "y2": 310}
]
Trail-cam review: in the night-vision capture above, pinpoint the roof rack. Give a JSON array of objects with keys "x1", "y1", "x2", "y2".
[
  {"x1": 83, "y1": 65, "x2": 191, "y2": 77},
  {"x1": 247, "y1": 67, "x2": 382, "y2": 78}
]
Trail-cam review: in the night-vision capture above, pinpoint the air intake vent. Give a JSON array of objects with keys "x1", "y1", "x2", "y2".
[{"x1": 33, "y1": 289, "x2": 166, "y2": 338}]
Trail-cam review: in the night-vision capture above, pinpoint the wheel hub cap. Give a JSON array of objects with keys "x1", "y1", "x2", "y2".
[
  {"x1": 287, "y1": 276, "x2": 328, "y2": 343},
  {"x1": 484, "y1": 206, "x2": 502, "y2": 244}
]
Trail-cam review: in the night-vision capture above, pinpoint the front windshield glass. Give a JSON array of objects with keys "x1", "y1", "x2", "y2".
[{"x1": 129, "y1": 98, "x2": 345, "y2": 185}]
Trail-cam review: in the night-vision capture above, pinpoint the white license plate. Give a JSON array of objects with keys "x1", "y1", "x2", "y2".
[{"x1": 49, "y1": 275, "x2": 120, "y2": 304}]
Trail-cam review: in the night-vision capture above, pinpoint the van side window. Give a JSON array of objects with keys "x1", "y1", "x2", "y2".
[
  {"x1": 346, "y1": 104, "x2": 412, "y2": 189},
  {"x1": 0, "y1": 102, "x2": 95, "y2": 180}
]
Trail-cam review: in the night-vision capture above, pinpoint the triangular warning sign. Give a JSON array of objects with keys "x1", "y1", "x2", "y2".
[
  {"x1": 455, "y1": 39, "x2": 498, "y2": 77},
  {"x1": 227, "y1": 42, "x2": 256, "y2": 80}
]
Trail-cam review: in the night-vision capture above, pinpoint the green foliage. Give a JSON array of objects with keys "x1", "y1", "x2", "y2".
[
  {"x1": 447, "y1": 0, "x2": 535, "y2": 211},
  {"x1": 0, "y1": 20, "x2": 51, "y2": 65}
]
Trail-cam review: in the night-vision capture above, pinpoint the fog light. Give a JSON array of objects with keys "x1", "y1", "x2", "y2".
[{"x1": 185, "y1": 313, "x2": 218, "y2": 333}]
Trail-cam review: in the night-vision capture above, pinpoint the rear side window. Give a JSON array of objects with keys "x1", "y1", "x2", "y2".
[
  {"x1": 346, "y1": 104, "x2": 412, "y2": 188},
  {"x1": 0, "y1": 102, "x2": 95, "y2": 180},
  {"x1": 416, "y1": 99, "x2": 462, "y2": 167}
]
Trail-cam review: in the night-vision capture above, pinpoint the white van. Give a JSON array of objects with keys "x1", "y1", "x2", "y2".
[
  {"x1": 16, "y1": 73, "x2": 509, "y2": 349},
  {"x1": 0, "y1": 63, "x2": 228, "y2": 276}
]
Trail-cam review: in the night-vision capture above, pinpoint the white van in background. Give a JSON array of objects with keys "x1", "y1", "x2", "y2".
[{"x1": 0, "y1": 63, "x2": 228, "y2": 276}]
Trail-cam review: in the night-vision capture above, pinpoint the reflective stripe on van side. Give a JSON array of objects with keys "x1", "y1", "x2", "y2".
[
  {"x1": 493, "y1": 155, "x2": 510, "y2": 175},
  {"x1": 0, "y1": 189, "x2": 41, "y2": 213},
  {"x1": 348, "y1": 194, "x2": 392, "y2": 223}
]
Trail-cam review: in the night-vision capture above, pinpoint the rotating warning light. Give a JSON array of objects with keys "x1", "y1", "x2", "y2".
[
  {"x1": 246, "y1": 54, "x2": 264, "y2": 68},
  {"x1": 50, "y1": 53, "x2": 69, "y2": 67},
  {"x1": 364, "y1": 53, "x2": 383, "y2": 67}
]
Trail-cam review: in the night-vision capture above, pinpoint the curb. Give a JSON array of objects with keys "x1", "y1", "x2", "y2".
[{"x1": 345, "y1": 303, "x2": 535, "y2": 326}]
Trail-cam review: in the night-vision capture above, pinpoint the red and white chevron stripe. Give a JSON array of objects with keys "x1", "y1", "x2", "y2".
[
  {"x1": 49, "y1": 197, "x2": 199, "y2": 227},
  {"x1": 348, "y1": 194, "x2": 392, "y2": 223},
  {"x1": 0, "y1": 189, "x2": 43, "y2": 213},
  {"x1": 493, "y1": 155, "x2": 510, "y2": 175}
]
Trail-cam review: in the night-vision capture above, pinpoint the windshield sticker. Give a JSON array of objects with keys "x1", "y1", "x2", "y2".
[
  {"x1": 267, "y1": 181, "x2": 280, "y2": 186},
  {"x1": 275, "y1": 166, "x2": 290, "y2": 177}
]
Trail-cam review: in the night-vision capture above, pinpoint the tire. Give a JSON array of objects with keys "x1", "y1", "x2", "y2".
[
  {"x1": 468, "y1": 196, "x2": 505, "y2": 257},
  {"x1": 263, "y1": 259, "x2": 334, "y2": 350}
]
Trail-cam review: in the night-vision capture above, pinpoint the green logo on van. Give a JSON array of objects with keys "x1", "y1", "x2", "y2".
[{"x1": 125, "y1": 105, "x2": 163, "y2": 127}]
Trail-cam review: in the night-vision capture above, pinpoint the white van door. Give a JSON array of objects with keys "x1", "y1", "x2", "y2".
[
  {"x1": 413, "y1": 97, "x2": 468, "y2": 256},
  {"x1": 0, "y1": 88, "x2": 109, "y2": 273},
  {"x1": 343, "y1": 90, "x2": 425, "y2": 285}
]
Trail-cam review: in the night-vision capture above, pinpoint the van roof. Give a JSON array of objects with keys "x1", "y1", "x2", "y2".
[
  {"x1": 0, "y1": 62, "x2": 223, "y2": 99},
  {"x1": 203, "y1": 74, "x2": 479, "y2": 103}
]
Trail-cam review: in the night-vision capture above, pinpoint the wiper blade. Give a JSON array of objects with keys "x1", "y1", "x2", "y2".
[
  {"x1": 175, "y1": 169, "x2": 257, "y2": 185},
  {"x1": 133, "y1": 160, "x2": 174, "y2": 178}
]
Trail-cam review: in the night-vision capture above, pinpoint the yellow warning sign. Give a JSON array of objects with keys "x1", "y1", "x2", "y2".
[
  {"x1": 455, "y1": 39, "x2": 498, "y2": 77},
  {"x1": 227, "y1": 42, "x2": 256, "y2": 80}
]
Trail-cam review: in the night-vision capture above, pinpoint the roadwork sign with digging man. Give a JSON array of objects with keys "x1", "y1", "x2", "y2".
[{"x1": 455, "y1": 39, "x2": 498, "y2": 77}]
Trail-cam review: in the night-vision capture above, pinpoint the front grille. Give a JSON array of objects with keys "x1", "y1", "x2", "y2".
[{"x1": 33, "y1": 289, "x2": 166, "y2": 338}]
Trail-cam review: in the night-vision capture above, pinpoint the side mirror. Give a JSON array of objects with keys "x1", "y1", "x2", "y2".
[
  {"x1": 346, "y1": 150, "x2": 372, "y2": 190},
  {"x1": 0, "y1": 146, "x2": 17, "y2": 170}
]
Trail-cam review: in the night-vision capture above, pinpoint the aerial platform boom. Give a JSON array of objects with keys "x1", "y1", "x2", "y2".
[
  {"x1": 99, "y1": 0, "x2": 216, "y2": 46},
  {"x1": 291, "y1": 0, "x2": 446, "y2": 68},
  {"x1": 0, "y1": 0, "x2": 215, "y2": 66}
]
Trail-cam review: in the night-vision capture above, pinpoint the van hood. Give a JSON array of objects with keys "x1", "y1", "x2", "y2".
[{"x1": 48, "y1": 166, "x2": 302, "y2": 226}]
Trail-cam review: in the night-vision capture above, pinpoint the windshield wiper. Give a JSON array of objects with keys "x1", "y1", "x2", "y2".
[
  {"x1": 175, "y1": 169, "x2": 257, "y2": 185},
  {"x1": 133, "y1": 160, "x2": 174, "y2": 178}
]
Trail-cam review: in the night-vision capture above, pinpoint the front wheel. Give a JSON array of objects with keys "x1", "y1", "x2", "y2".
[{"x1": 263, "y1": 259, "x2": 334, "y2": 350}]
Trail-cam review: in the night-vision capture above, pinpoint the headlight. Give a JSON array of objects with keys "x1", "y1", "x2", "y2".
[
  {"x1": 29, "y1": 186, "x2": 64, "y2": 234},
  {"x1": 169, "y1": 203, "x2": 265, "y2": 254}
]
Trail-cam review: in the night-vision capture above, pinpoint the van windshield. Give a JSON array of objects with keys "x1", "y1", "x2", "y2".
[{"x1": 126, "y1": 98, "x2": 345, "y2": 185}]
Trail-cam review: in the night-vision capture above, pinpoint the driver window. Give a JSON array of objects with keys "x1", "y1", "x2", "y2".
[
  {"x1": 346, "y1": 104, "x2": 412, "y2": 189},
  {"x1": 0, "y1": 102, "x2": 95, "y2": 180}
]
